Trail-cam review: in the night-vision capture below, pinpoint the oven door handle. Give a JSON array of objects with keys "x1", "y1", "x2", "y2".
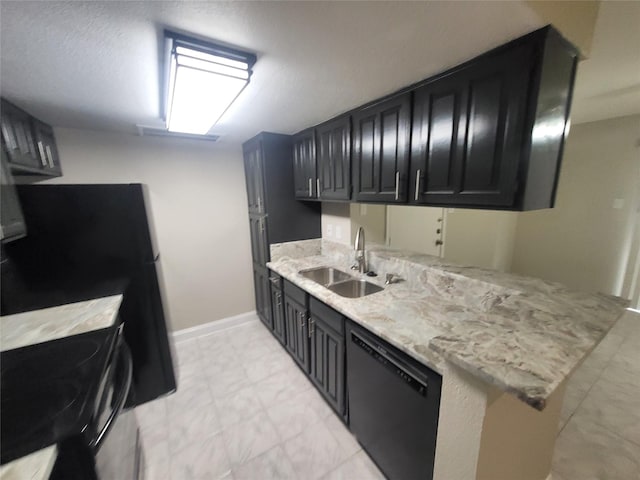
[{"x1": 90, "y1": 339, "x2": 133, "y2": 453}]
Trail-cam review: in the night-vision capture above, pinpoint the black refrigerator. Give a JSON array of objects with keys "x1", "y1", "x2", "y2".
[{"x1": 1, "y1": 184, "x2": 177, "y2": 407}]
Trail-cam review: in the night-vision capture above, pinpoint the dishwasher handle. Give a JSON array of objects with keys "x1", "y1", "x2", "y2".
[{"x1": 351, "y1": 331, "x2": 428, "y2": 396}]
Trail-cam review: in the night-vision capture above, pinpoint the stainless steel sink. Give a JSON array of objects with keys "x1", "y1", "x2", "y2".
[
  {"x1": 299, "y1": 266, "x2": 351, "y2": 286},
  {"x1": 327, "y1": 279, "x2": 384, "y2": 298}
]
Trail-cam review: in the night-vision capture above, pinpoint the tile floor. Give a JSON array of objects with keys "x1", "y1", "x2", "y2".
[
  {"x1": 137, "y1": 310, "x2": 640, "y2": 480},
  {"x1": 135, "y1": 319, "x2": 384, "y2": 480},
  {"x1": 552, "y1": 309, "x2": 640, "y2": 480}
]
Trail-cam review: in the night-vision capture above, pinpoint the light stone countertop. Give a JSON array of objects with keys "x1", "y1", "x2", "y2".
[
  {"x1": 0, "y1": 294, "x2": 123, "y2": 475},
  {"x1": 0, "y1": 446, "x2": 57, "y2": 480},
  {"x1": 268, "y1": 239, "x2": 628, "y2": 410},
  {"x1": 0, "y1": 294, "x2": 123, "y2": 352}
]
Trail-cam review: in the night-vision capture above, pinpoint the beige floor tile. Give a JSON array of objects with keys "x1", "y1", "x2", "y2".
[
  {"x1": 553, "y1": 403, "x2": 640, "y2": 480},
  {"x1": 170, "y1": 432, "x2": 232, "y2": 480},
  {"x1": 222, "y1": 411, "x2": 281, "y2": 467},
  {"x1": 283, "y1": 419, "x2": 351, "y2": 480},
  {"x1": 322, "y1": 451, "x2": 385, "y2": 480},
  {"x1": 232, "y1": 445, "x2": 297, "y2": 480}
]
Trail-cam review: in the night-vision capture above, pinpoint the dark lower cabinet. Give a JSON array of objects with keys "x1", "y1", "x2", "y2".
[
  {"x1": 253, "y1": 266, "x2": 272, "y2": 329},
  {"x1": 309, "y1": 298, "x2": 345, "y2": 417},
  {"x1": 269, "y1": 272, "x2": 286, "y2": 345},
  {"x1": 284, "y1": 294, "x2": 309, "y2": 373}
]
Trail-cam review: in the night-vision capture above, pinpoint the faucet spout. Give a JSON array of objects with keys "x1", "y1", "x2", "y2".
[{"x1": 352, "y1": 226, "x2": 367, "y2": 274}]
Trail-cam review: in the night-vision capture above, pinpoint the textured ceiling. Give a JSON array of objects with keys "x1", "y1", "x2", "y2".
[{"x1": 0, "y1": 1, "x2": 637, "y2": 146}]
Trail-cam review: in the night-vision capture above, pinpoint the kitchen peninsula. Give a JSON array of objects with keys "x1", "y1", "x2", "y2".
[{"x1": 267, "y1": 238, "x2": 628, "y2": 480}]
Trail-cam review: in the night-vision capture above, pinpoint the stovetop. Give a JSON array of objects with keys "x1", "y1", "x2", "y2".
[{"x1": 0, "y1": 326, "x2": 118, "y2": 464}]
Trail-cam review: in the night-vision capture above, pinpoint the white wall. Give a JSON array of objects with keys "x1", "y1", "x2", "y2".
[
  {"x1": 443, "y1": 209, "x2": 519, "y2": 272},
  {"x1": 511, "y1": 114, "x2": 640, "y2": 296},
  {"x1": 46, "y1": 127, "x2": 254, "y2": 331},
  {"x1": 321, "y1": 202, "x2": 351, "y2": 245}
]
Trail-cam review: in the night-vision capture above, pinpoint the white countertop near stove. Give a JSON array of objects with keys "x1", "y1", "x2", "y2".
[
  {"x1": 0, "y1": 294, "x2": 123, "y2": 352},
  {"x1": 0, "y1": 295, "x2": 124, "y2": 478},
  {"x1": 0, "y1": 446, "x2": 57, "y2": 480}
]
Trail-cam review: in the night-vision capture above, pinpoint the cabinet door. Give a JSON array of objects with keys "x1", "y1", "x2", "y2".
[
  {"x1": 309, "y1": 315, "x2": 345, "y2": 415},
  {"x1": 248, "y1": 214, "x2": 269, "y2": 266},
  {"x1": 293, "y1": 129, "x2": 317, "y2": 200},
  {"x1": 0, "y1": 99, "x2": 41, "y2": 170},
  {"x1": 270, "y1": 285, "x2": 286, "y2": 344},
  {"x1": 243, "y1": 142, "x2": 265, "y2": 214},
  {"x1": 317, "y1": 115, "x2": 351, "y2": 201},
  {"x1": 456, "y1": 44, "x2": 531, "y2": 207},
  {"x1": 411, "y1": 44, "x2": 532, "y2": 207},
  {"x1": 253, "y1": 267, "x2": 272, "y2": 329},
  {"x1": 32, "y1": 119, "x2": 62, "y2": 175},
  {"x1": 284, "y1": 296, "x2": 309, "y2": 373},
  {"x1": 410, "y1": 75, "x2": 468, "y2": 205},
  {"x1": 352, "y1": 93, "x2": 411, "y2": 203}
]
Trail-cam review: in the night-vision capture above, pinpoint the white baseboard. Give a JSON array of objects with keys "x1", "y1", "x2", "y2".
[{"x1": 172, "y1": 310, "x2": 258, "y2": 343}]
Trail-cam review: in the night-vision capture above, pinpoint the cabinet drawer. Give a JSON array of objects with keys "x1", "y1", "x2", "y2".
[
  {"x1": 268, "y1": 270, "x2": 282, "y2": 289},
  {"x1": 284, "y1": 279, "x2": 307, "y2": 306},
  {"x1": 310, "y1": 297, "x2": 344, "y2": 335}
]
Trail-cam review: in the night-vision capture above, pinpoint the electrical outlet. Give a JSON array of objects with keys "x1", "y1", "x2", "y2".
[
  {"x1": 326, "y1": 224, "x2": 333, "y2": 237},
  {"x1": 336, "y1": 225, "x2": 342, "y2": 239}
]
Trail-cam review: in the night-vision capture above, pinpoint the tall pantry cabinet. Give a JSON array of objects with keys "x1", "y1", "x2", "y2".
[{"x1": 242, "y1": 132, "x2": 321, "y2": 331}]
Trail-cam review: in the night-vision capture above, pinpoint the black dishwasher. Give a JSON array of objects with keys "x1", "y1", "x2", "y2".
[{"x1": 347, "y1": 322, "x2": 442, "y2": 480}]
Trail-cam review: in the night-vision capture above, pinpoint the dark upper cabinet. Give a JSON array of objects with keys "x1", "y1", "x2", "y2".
[
  {"x1": 352, "y1": 93, "x2": 411, "y2": 203},
  {"x1": 243, "y1": 141, "x2": 265, "y2": 214},
  {"x1": 309, "y1": 298, "x2": 345, "y2": 417},
  {"x1": 32, "y1": 120, "x2": 62, "y2": 175},
  {"x1": 410, "y1": 26, "x2": 578, "y2": 210},
  {"x1": 253, "y1": 265, "x2": 272, "y2": 328},
  {"x1": 1, "y1": 98, "x2": 62, "y2": 177},
  {"x1": 293, "y1": 129, "x2": 318, "y2": 200},
  {"x1": 249, "y1": 214, "x2": 269, "y2": 265},
  {"x1": 317, "y1": 115, "x2": 351, "y2": 201}
]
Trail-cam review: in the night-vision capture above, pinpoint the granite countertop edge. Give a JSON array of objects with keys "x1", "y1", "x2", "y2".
[{"x1": 267, "y1": 246, "x2": 628, "y2": 411}]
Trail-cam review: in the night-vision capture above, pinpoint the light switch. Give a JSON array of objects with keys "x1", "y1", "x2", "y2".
[
  {"x1": 613, "y1": 198, "x2": 625, "y2": 209},
  {"x1": 326, "y1": 224, "x2": 333, "y2": 236}
]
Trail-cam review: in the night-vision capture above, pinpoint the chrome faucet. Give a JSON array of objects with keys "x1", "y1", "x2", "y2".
[{"x1": 351, "y1": 226, "x2": 367, "y2": 274}]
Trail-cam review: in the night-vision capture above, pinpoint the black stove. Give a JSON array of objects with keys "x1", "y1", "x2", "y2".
[{"x1": 0, "y1": 326, "x2": 119, "y2": 464}]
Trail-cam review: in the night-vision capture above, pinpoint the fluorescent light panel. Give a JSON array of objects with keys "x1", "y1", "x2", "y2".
[{"x1": 165, "y1": 33, "x2": 255, "y2": 135}]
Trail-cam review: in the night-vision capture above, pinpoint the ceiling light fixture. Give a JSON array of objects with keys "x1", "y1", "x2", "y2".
[{"x1": 164, "y1": 31, "x2": 256, "y2": 135}]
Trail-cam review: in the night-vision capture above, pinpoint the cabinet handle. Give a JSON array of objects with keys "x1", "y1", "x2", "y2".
[
  {"x1": 275, "y1": 292, "x2": 281, "y2": 307},
  {"x1": 37, "y1": 141, "x2": 47, "y2": 166},
  {"x1": 298, "y1": 313, "x2": 306, "y2": 329},
  {"x1": 414, "y1": 169, "x2": 421, "y2": 202},
  {"x1": 316, "y1": 178, "x2": 320, "y2": 198},
  {"x1": 45, "y1": 145, "x2": 54, "y2": 168},
  {"x1": 308, "y1": 318, "x2": 315, "y2": 338},
  {"x1": 308, "y1": 178, "x2": 312, "y2": 197},
  {"x1": 260, "y1": 218, "x2": 265, "y2": 233},
  {"x1": 395, "y1": 171, "x2": 400, "y2": 200},
  {"x1": 435, "y1": 239, "x2": 443, "y2": 246}
]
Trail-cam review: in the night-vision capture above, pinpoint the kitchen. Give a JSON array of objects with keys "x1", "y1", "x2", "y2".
[{"x1": 1, "y1": 1, "x2": 639, "y2": 480}]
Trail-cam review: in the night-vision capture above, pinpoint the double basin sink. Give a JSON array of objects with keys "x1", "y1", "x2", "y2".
[{"x1": 298, "y1": 266, "x2": 383, "y2": 298}]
